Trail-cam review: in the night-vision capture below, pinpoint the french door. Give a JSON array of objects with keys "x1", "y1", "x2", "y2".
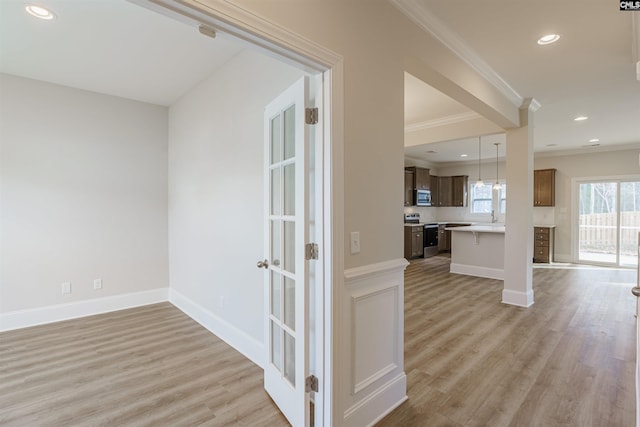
[
  {"x1": 577, "y1": 179, "x2": 640, "y2": 267},
  {"x1": 261, "y1": 77, "x2": 311, "y2": 426}
]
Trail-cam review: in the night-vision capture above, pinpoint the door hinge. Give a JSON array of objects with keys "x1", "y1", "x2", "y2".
[
  {"x1": 305, "y1": 243, "x2": 319, "y2": 260},
  {"x1": 305, "y1": 374, "x2": 319, "y2": 392},
  {"x1": 305, "y1": 107, "x2": 318, "y2": 125}
]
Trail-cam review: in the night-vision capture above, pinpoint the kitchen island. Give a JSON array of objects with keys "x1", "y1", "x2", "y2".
[{"x1": 447, "y1": 225, "x2": 505, "y2": 280}]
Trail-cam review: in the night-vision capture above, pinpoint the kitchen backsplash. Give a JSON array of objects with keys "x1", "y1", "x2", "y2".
[{"x1": 404, "y1": 205, "x2": 556, "y2": 225}]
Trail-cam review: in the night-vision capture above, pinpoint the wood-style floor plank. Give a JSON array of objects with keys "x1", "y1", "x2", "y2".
[
  {"x1": 1, "y1": 257, "x2": 636, "y2": 426},
  {"x1": 0, "y1": 302, "x2": 289, "y2": 427},
  {"x1": 378, "y1": 256, "x2": 637, "y2": 427}
]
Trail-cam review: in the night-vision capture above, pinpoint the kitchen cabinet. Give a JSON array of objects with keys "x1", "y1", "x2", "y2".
[
  {"x1": 533, "y1": 226, "x2": 555, "y2": 263},
  {"x1": 436, "y1": 175, "x2": 468, "y2": 207},
  {"x1": 404, "y1": 169, "x2": 415, "y2": 206},
  {"x1": 534, "y1": 169, "x2": 556, "y2": 206},
  {"x1": 413, "y1": 167, "x2": 431, "y2": 190},
  {"x1": 430, "y1": 175, "x2": 439, "y2": 206},
  {"x1": 452, "y1": 175, "x2": 468, "y2": 207},
  {"x1": 437, "y1": 176, "x2": 452, "y2": 206},
  {"x1": 404, "y1": 225, "x2": 423, "y2": 259}
]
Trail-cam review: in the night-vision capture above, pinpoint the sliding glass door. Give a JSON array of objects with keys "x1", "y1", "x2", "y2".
[{"x1": 578, "y1": 180, "x2": 640, "y2": 267}]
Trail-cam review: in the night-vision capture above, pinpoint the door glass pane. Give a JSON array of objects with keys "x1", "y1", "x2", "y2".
[
  {"x1": 271, "y1": 168, "x2": 281, "y2": 215},
  {"x1": 271, "y1": 220, "x2": 281, "y2": 269},
  {"x1": 284, "y1": 220, "x2": 295, "y2": 273},
  {"x1": 620, "y1": 181, "x2": 640, "y2": 267},
  {"x1": 271, "y1": 271, "x2": 281, "y2": 320},
  {"x1": 579, "y1": 182, "x2": 617, "y2": 264},
  {"x1": 284, "y1": 163, "x2": 295, "y2": 215},
  {"x1": 271, "y1": 115, "x2": 281, "y2": 164},
  {"x1": 284, "y1": 276, "x2": 295, "y2": 331},
  {"x1": 271, "y1": 321, "x2": 282, "y2": 373},
  {"x1": 283, "y1": 105, "x2": 295, "y2": 160},
  {"x1": 284, "y1": 331, "x2": 295, "y2": 386}
]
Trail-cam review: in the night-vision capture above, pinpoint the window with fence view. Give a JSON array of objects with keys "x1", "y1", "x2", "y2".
[{"x1": 578, "y1": 180, "x2": 640, "y2": 267}]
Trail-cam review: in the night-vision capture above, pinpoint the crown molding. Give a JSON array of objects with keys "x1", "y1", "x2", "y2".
[
  {"x1": 390, "y1": 0, "x2": 524, "y2": 108},
  {"x1": 405, "y1": 111, "x2": 481, "y2": 133}
]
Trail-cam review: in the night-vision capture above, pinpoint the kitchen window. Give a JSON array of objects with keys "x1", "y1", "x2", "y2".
[{"x1": 470, "y1": 181, "x2": 506, "y2": 214}]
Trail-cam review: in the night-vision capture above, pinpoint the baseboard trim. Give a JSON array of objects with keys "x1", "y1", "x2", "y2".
[
  {"x1": 450, "y1": 263, "x2": 504, "y2": 280},
  {"x1": 502, "y1": 289, "x2": 534, "y2": 307},
  {"x1": 0, "y1": 288, "x2": 169, "y2": 332},
  {"x1": 169, "y1": 289, "x2": 264, "y2": 369},
  {"x1": 343, "y1": 373, "x2": 407, "y2": 427}
]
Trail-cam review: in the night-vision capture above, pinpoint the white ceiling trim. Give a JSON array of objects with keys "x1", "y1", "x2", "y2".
[
  {"x1": 390, "y1": 0, "x2": 524, "y2": 109},
  {"x1": 405, "y1": 111, "x2": 481, "y2": 133}
]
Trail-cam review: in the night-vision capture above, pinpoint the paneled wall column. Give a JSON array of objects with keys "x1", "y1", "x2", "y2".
[{"x1": 503, "y1": 99, "x2": 538, "y2": 307}]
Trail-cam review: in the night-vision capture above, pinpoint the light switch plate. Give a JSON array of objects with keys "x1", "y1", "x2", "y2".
[
  {"x1": 350, "y1": 231, "x2": 361, "y2": 254},
  {"x1": 61, "y1": 282, "x2": 71, "y2": 294}
]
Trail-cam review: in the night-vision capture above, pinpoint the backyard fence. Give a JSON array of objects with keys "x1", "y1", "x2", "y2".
[{"x1": 579, "y1": 212, "x2": 640, "y2": 255}]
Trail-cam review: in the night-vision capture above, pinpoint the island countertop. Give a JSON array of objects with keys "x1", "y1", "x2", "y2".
[{"x1": 446, "y1": 225, "x2": 505, "y2": 233}]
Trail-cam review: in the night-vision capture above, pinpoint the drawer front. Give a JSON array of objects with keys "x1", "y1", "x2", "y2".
[
  {"x1": 534, "y1": 247, "x2": 549, "y2": 260},
  {"x1": 535, "y1": 233, "x2": 549, "y2": 242},
  {"x1": 534, "y1": 227, "x2": 550, "y2": 235},
  {"x1": 535, "y1": 239, "x2": 549, "y2": 248}
]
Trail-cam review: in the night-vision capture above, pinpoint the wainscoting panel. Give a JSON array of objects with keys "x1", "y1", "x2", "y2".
[{"x1": 342, "y1": 258, "x2": 409, "y2": 426}]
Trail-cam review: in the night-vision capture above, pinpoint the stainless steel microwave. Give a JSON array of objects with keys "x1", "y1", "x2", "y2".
[{"x1": 416, "y1": 189, "x2": 432, "y2": 206}]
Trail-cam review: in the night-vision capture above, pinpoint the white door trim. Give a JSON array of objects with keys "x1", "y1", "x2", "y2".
[{"x1": 130, "y1": 1, "x2": 344, "y2": 424}]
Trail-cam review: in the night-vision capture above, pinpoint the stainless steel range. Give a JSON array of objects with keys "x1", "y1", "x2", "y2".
[{"x1": 404, "y1": 213, "x2": 439, "y2": 258}]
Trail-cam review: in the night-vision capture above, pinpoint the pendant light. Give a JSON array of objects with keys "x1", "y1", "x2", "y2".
[
  {"x1": 475, "y1": 136, "x2": 484, "y2": 188},
  {"x1": 493, "y1": 143, "x2": 502, "y2": 190}
]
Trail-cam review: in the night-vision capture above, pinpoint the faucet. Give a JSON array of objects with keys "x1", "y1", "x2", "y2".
[{"x1": 490, "y1": 210, "x2": 497, "y2": 223}]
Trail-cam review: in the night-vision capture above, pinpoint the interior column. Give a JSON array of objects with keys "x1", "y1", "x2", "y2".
[{"x1": 503, "y1": 99, "x2": 537, "y2": 307}]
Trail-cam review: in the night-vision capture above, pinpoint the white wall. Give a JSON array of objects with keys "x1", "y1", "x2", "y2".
[
  {"x1": 168, "y1": 50, "x2": 303, "y2": 351},
  {"x1": 0, "y1": 74, "x2": 169, "y2": 314}
]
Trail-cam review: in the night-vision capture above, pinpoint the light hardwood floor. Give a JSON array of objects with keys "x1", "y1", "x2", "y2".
[
  {"x1": 378, "y1": 255, "x2": 637, "y2": 427},
  {"x1": 0, "y1": 303, "x2": 289, "y2": 427},
  {"x1": 1, "y1": 257, "x2": 636, "y2": 426}
]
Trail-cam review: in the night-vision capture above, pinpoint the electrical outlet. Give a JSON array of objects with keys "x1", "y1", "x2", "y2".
[
  {"x1": 61, "y1": 282, "x2": 71, "y2": 294},
  {"x1": 93, "y1": 278, "x2": 102, "y2": 290},
  {"x1": 219, "y1": 296, "x2": 225, "y2": 308}
]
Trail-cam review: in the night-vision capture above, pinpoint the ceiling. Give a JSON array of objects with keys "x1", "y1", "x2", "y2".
[
  {"x1": 1, "y1": 1, "x2": 639, "y2": 165},
  {"x1": 403, "y1": 0, "x2": 640, "y2": 164},
  {"x1": 0, "y1": 0, "x2": 244, "y2": 106}
]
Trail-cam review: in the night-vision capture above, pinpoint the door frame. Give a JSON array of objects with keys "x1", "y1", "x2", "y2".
[{"x1": 131, "y1": 0, "x2": 344, "y2": 424}]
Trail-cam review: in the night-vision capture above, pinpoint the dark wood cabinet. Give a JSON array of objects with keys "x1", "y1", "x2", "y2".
[
  {"x1": 413, "y1": 167, "x2": 431, "y2": 190},
  {"x1": 436, "y1": 175, "x2": 468, "y2": 207},
  {"x1": 404, "y1": 169, "x2": 415, "y2": 206},
  {"x1": 533, "y1": 226, "x2": 555, "y2": 263},
  {"x1": 430, "y1": 175, "x2": 439, "y2": 206},
  {"x1": 437, "y1": 176, "x2": 452, "y2": 206},
  {"x1": 438, "y1": 224, "x2": 448, "y2": 252},
  {"x1": 452, "y1": 175, "x2": 468, "y2": 207},
  {"x1": 534, "y1": 169, "x2": 556, "y2": 206},
  {"x1": 404, "y1": 225, "x2": 423, "y2": 259}
]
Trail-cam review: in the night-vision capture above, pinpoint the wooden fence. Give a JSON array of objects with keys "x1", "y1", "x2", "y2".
[{"x1": 579, "y1": 212, "x2": 640, "y2": 255}]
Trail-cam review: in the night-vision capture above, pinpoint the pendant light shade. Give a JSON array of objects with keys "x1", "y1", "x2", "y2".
[
  {"x1": 475, "y1": 136, "x2": 484, "y2": 188},
  {"x1": 493, "y1": 142, "x2": 501, "y2": 190}
]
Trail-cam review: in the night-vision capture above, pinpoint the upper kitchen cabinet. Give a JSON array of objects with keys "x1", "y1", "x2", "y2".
[
  {"x1": 404, "y1": 168, "x2": 415, "y2": 206},
  {"x1": 437, "y1": 175, "x2": 468, "y2": 207},
  {"x1": 405, "y1": 166, "x2": 431, "y2": 190},
  {"x1": 534, "y1": 169, "x2": 556, "y2": 206},
  {"x1": 452, "y1": 175, "x2": 468, "y2": 207},
  {"x1": 430, "y1": 175, "x2": 439, "y2": 206},
  {"x1": 437, "y1": 176, "x2": 452, "y2": 206}
]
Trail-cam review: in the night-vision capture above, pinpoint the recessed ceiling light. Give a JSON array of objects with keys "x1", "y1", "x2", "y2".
[
  {"x1": 25, "y1": 4, "x2": 56, "y2": 20},
  {"x1": 588, "y1": 138, "x2": 600, "y2": 143},
  {"x1": 574, "y1": 116, "x2": 588, "y2": 121},
  {"x1": 582, "y1": 143, "x2": 600, "y2": 147},
  {"x1": 537, "y1": 34, "x2": 560, "y2": 45},
  {"x1": 426, "y1": 150, "x2": 437, "y2": 154},
  {"x1": 460, "y1": 154, "x2": 468, "y2": 157},
  {"x1": 546, "y1": 143, "x2": 558, "y2": 147}
]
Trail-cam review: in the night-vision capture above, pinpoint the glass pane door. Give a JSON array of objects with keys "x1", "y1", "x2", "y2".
[{"x1": 578, "y1": 180, "x2": 640, "y2": 267}]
